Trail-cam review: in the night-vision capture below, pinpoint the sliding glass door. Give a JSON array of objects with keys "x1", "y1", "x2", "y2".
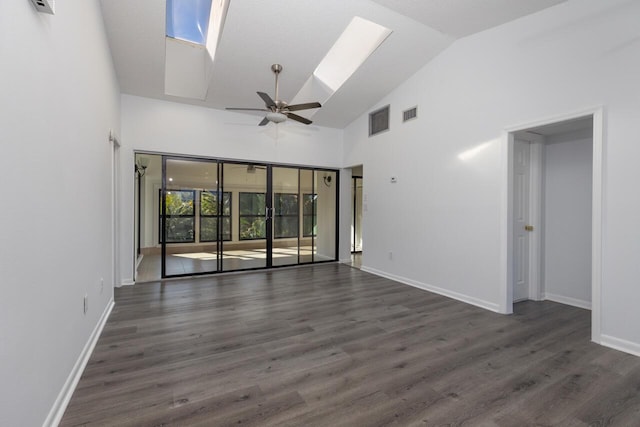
[
  {"x1": 272, "y1": 167, "x2": 300, "y2": 267},
  {"x1": 221, "y1": 162, "x2": 269, "y2": 271},
  {"x1": 162, "y1": 157, "x2": 220, "y2": 277},
  {"x1": 158, "y1": 155, "x2": 338, "y2": 278}
]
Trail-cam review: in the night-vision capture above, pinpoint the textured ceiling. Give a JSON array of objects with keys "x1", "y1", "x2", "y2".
[{"x1": 100, "y1": 0, "x2": 567, "y2": 129}]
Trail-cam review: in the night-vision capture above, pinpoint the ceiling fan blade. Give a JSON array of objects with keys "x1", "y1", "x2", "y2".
[
  {"x1": 286, "y1": 102, "x2": 321, "y2": 112},
  {"x1": 258, "y1": 117, "x2": 269, "y2": 126},
  {"x1": 286, "y1": 113, "x2": 312, "y2": 125},
  {"x1": 257, "y1": 91, "x2": 276, "y2": 109},
  {"x1": 226, "y1": 107, "x2": 269, "y2": 112}
]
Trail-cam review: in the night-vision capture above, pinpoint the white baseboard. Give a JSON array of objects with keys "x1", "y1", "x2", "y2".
[
  {"x1": 119, "y1": 278, "x2": 135, "y2": 287},
  {"x1": 361, "y1": 266, "x2": 500, "y2": 313},
  {"x1": 544, "y1": 293, "x2": 591, "y2": 310},
  {"x1": 44, "y1": 298, "x2": 114, "y2": 427},
  {"x1": 600, "y1": 334, "x2": 640, "y2": 358}
]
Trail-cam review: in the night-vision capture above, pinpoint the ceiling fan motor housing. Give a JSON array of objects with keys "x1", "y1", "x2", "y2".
[{"x1": 225, "y1": 63, "x2": 321, "y2": 126}]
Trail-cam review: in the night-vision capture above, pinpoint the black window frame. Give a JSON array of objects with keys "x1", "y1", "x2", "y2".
[
  {"x1": 273, "y1": 193, "x2": 299, "y2": 239},
  {"x1": 239, "y1": 192, "x2": 266, "y2": 241},
  {"x1": 159, "y1": 188, "x2": 196, "y2": 244}
]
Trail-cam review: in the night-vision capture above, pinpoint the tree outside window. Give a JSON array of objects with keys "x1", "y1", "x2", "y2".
[
  {"x1": 239, "y1": 192, "x2": 266, "y2": 240},
  {"x1": 200, "y1": 191, "x2": 231, "y2": 242},
  {"x1": 162, "y1": 190, "x2": 195, "y2": 243},
  {"x1": 274, "y1": 193, "x2": 298, "y2": 239}
]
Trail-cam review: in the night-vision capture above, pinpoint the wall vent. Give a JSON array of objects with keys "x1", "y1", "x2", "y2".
[
  {"x1": 403, "y1": 106, "x2": 417, "y2": 122},
  {"x1": 30, "y1": 0, "x2": 55, "y2": 14},
  {"x1": 369, "y1": 105, "x2": 390, "y2": 137}
]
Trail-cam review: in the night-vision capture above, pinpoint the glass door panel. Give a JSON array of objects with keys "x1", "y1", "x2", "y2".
[
  {"x1": 313, "y1": 170, "x2": 337, "y2": 261},
  {"x1": 272, "y1": 167, "x2": 300, "y2": 266},
  {"x1": 222, "y1": 163, "x2": 268, "y2": 271},
  {"x1": 162, "y1": 158, "x2": 219, "y2": 277},
  {"x1": 300, "y1": 169, "x2": 315, "y2": 263}
]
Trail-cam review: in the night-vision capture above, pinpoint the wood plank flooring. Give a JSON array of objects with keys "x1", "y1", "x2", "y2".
[{"x1": 60, "y1": 264, "x2": 640, "y2": 426}]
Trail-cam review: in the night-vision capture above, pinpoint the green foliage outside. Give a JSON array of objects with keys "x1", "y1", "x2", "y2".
[
  {"x1": 239, "y1": 193, "x2": 266, "y2": 240},
  {"x1": 165, "y1": 190, "x2": 194, "y2": 215},
  {"x1": 164, "y1": 190, "x2": 195, "y2": 242}
]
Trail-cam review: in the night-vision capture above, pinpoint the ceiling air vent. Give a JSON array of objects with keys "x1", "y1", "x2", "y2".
[
  {"x1": 403, "y1": 106, "x2": 417, "y2": 122},
  {"x1": 30, "y1": 0, "x2": 55, "y2": 14},
  {"x1": 369, "y1": 105, "x2": 390, "y2": 137}
]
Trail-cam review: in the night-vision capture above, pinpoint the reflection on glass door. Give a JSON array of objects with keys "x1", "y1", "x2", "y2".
[
  {"x1": 162, "y1": 157, "x2": 219, "y2": 278},
  {"x1": 300, "y1": 169, "x2": 315, "y2": 263},
  {"x1": 352, "y1": 176, "x2": 363, "y2": 252},
  {"x1": 222, "y1": 163, "x2": 268, "y2": 271},
  {"x1": 272, "y1": 167, "x2": 300, "y2": 266}
]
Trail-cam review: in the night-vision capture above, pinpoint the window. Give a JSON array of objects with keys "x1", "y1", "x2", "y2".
[
  {"x1": 239, "y1": 192, "x2": 266, "y2": 240},
  {"x1": 161, "y1": 189, "x2": 195, "y2": 243},
  {"x1": 274, "y1": 194, "x2": 299, "y2": 239},
  {"x1": 303, "y1": 194, "x2": 317, "y2": 237},
  {"x1": 369, "y1": 105, "x2": 390, "y2": 136},
  {"x1": 200, "y1": 191, "x2": 231, "y2": 242}
]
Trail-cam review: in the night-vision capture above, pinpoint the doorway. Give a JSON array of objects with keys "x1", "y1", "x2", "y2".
[
  {"x1": 350, "y1": 165, "x2": 363, "y2": 269},
  {"x1": 504, "y1": 109, "x2": 603, "y2": 343},
  {"x1": 135, "y1": 153, "x2": 339, "y2": 281}
]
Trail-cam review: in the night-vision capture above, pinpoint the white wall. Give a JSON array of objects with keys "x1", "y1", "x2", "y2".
[
  {"x1": 0, "y1": 1, "x2": 120, "y2": 425},
  {"x1": 315, "y1": 171, "x2": 337, "y2": 259},
  {"x1": 543, "y1": 129, "x2": 592, "y2": 307},
  {"x1": 121, "y1": 95, "x2": 344, "y2": 283},
  {"x1": 343, "y1": 0, "x2": 640, "y2": 351}
]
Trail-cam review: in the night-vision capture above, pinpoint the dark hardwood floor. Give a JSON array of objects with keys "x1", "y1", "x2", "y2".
[{"x1": 61, "y1": 264, "x2": 640, "y2": 426}]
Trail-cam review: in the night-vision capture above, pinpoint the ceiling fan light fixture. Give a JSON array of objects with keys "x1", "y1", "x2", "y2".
[{"x1": 266, "y1": 112, "x2": 287, "y2": 123}]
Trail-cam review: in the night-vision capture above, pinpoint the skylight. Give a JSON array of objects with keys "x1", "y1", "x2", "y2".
[
  {"x1": 164, "y1": 0, "x2": 229, "y2": 100},
  {"x1": 289, "y1": 16, "x2": 392, "y2": 117},
  {"x1": 313, "y1": 16, "x2": 392, "y2": 92},
  {"x1": 166, "y1": 0, "x2": 213, "y2": 45}
]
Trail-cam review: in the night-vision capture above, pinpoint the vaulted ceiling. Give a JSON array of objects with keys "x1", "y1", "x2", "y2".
[{"x1": 100, "y1": 0, "x2": 566, "y2": 129}]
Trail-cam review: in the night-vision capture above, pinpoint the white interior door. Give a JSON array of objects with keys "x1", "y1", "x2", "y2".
[{"x1": 513, "y1": 138, "x2": 531, "y2": 302}]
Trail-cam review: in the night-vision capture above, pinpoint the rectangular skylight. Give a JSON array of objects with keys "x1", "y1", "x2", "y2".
[
  {"x1": 313, "y1": 16, "x2": 392, "y2": 92},
  {"x1": 164, "y1": 0, "x2": 228, "y2": 100},
  {"x1": 166, "y1": 0, "x2": 213, "y2": 45},
  {"x1": 289, "y1": 16, "x2": 392, "y2": 117}
]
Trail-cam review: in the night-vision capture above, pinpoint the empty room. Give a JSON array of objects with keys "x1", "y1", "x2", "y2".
[{"x1": 2, "y1": 0, "x2": 640, "y2": 425}]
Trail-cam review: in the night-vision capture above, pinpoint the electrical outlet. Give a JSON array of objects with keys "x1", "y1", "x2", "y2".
[
  {"x1": 83, "y1": 294, "x2": 88, "y2": 314},
  {"x1": 388, "y1": 251, "x2": 393, "y2": 260},
  {"x1": 100, "y1": 278, "x2": 104, "y2": 294}
]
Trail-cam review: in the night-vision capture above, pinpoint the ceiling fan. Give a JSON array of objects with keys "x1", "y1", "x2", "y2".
[{"x1": 225, "y1": 64, "x2": 321, "y2": 126}]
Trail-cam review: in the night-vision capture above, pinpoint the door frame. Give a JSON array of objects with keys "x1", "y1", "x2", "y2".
[
  {"x1": 110, "y1": 131, "x2": 121, "y2": 288},
  {"x1": 149, "y1": 152, "x2": 339, "y2": 279},
  {"x1": 161, "y1": 155, "x2": 223, "y2": 278},
  {"x1": 351, "y1": 175, "x2": 363, "y2": 254},
  {"x1": 500, "y1": 106, "x2": 604, "y2": 344}
]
